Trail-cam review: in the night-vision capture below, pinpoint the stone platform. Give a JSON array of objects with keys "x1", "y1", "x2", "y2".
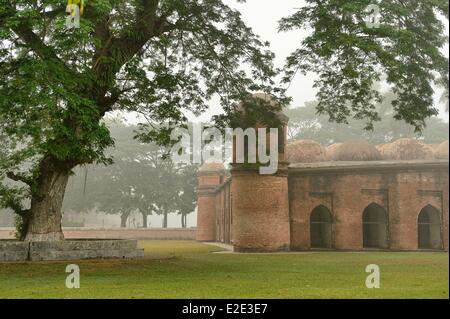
[
  {"x1": 0, "y1": 227, "x2": 196, "y2": 240},
  {"x1": 0, "y1": 239, "x2": 144, "y2": 262}
]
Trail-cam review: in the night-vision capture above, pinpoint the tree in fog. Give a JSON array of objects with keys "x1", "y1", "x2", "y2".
[
  {"x1": 63, "y1": 122, "x2": 199, "y2": 228},
  {"x1": 280, "y1": 0, "x2": 448, "y2": 131},
  {"x1": 287, "y1": 92, "x2": 450, "y2": 145},
  {"x1": 175, "y1": 167, "x2": 198, "y2": 228}
]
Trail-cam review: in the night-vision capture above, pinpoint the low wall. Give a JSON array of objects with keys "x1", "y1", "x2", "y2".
[
  {"x1": 0, "y1": 228, "x2": 196, "y2": 240},
  {"x1": 1, "y1": 239, "x2": 144, "y2": 262}
]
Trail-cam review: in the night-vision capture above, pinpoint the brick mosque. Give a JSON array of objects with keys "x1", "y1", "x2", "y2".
[{"x1": 196, "y1": 95, "x2": 449, "y2": 252}]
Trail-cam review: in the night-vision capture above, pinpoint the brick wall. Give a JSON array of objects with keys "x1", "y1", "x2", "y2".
[
  {"x1": 288, "y1": 161, "x2": 449, "y2": 251},
  {"x1": 231, "y1": 168, "x2": 290, "y2": 252},
  {"x1": 214, "y1": 179, "x2": 232, "y2": 244},
  {"x1": 196, "y1": 169, "x2": 227, "y2": 241},
  {"x1": 196, "y1": 194, "x2": 216, "y2": 241}
]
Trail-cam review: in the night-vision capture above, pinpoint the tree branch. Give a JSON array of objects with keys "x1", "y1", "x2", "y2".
[
  {"x1": 6, "y1": 4, "x2": 77, "y2": 80},
  {"x1": 92, "y1": 0, "x2": 161, "y2": 77},
  {"x1": 87, "y1": 0, "x2": 163, "y2": 111},
  {"x1": 41, "y1": 7, "x2": 66, "y2": 19},
  {"x1": 6, "y1": 172, "x2": 32, "y2": 186}
]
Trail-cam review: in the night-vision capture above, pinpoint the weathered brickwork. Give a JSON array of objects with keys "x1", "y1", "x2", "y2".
[
  {"x1": 231, "y1": 168, "x2": 290, "y2": 252},
  {"x1": 197, "y1": 160, "x2": 449, "y2": 252},
  {"x1": 214, "y1": 179, "x2": 232, "y2": 244},
  {"x1": 196, "y1": 194, "x2": 217, "y2": 241},
  {"x1": 288, "y1": 161, "x2": 449, "y2": 251},
  {"x1": 195, "y1": 95, "x2": 449, "y2": 252},
  {"x1": 196, "y1": 164, "x2": 227, "y2": 242}
]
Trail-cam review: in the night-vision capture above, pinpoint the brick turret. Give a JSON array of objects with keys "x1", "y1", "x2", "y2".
[
  {"x1": 231, "y1": 93, "x2": 291, "y2": 252},
  {"x1": 196, "y1": 162, "x2": 226, "y2": 241}
]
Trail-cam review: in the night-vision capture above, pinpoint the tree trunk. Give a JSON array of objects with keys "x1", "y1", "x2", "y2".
[
  {"x1": 120, "y1": 210, "x2": 130, "y2": 228},
  {"x1": 163, "y1": 212, "x2": 168, "y2": 228},
  {"x1": 142, "y1": 213, "x2": 148, "y2": 228},
  {"x1": 25, "y1": 160, "x2": 71, "y2": 242},
  {"x1": 181, "y1": 213, "x2": 187, "y2": 228}
]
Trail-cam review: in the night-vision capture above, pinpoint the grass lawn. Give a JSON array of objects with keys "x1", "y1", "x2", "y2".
[{"x1": 0, "y1": 240, "x2": 448, "y2": 299}]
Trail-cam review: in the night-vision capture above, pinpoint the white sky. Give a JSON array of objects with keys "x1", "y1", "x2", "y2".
[
  {"x1": 194, "y1": 0, "x2": 316, "y2": 122},
  {"x1": 123, "y1": 0, "x2": 449, "y2": 124}
]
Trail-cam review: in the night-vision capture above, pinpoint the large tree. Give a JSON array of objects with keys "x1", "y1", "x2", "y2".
[
  {"x1": 0, "y1": 0, "x2": 281, "y2": 241},
  {"x1": 280, "y1": 0, "x2": 449, "y2": 131}
]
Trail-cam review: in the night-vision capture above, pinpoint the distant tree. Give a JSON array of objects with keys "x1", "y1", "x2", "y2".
[
  {"x1": 280, "y1": 0, "x2": 449, "y2": 131},
  {"x1": 63, "y1": 122, "x2": 199, "y2": 228},
  {"x1": 175, "y1": 165, "x2": 198, "y2": 228},
  {"x1": 286, "y1": 92, "x2": 449, "y2": 145},
  {"x1": 145, "y1": 151, "x2": 183, "y2": 228},
  {"x1": 440, "y1": 90, "x2": 449, "y2": 113}
]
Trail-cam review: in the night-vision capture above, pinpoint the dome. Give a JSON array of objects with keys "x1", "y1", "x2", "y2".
[
  {"x1": 329, "y1": 140, "x2": 382, "y2": 161},
  {"x1": 199, "y1": 162, "x2": 225, "y2": 172},
  {"x1": 433, "y1": 140, "x2": 449, "y2": 159},
  {"x1": 428, "y1": 144, "x2": 441, "y2": 152},
  {"x1": 286, "y1": 140, "x2": 328, "y2": 163},
  {"x1": 376, "y1": 144, "x2": 390, "y2": 159},
  {"x1": 381, "y1": 138, "x2": 434, "y2": 160},
  {"x1": 237, "y1": 93, "x2": 289, "y2": 123},
  {"x1": 326, "y1": 143, "x2": 343, "y2": 160}
]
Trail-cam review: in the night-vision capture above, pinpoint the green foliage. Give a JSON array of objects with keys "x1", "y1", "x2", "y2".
[
  {"x1": 13, "y1": 213, "x2": 30, "y2": 240},
  {"x1": 287, "y1": 91, "x2": 449, "y2": 144},
  {"x1": 63, "y1": 122, "x2": 199, "y2": 227},
  {"x1": 215, "y1": 94, "x2": 286, "y2": 131},
  {"x1": 280, "y1": 0, "x2": 449, "y2": 131},
  {"x1": 0, "y1": 175, "x2": 30, "y2": 239},
  {"x1": 0, "y1": 0, "x2": 281, "y2": 231}
]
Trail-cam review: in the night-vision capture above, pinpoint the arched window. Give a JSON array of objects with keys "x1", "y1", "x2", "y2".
[
  {"x1": 363, "y1": 203, "x2": 389, "y2": 249},
  {"x1": 310, "y1": 206, "x2": 333, "y2": 249},
  {"x1": 418, "y1": 205, "x2": 442, "y2": 250}
]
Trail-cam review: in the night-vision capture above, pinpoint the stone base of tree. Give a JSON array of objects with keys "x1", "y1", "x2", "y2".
[{"x1": 0, "y1": 239, "x2": 144, "y2": 262}]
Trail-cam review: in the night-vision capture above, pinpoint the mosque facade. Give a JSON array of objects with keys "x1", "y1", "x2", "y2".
[{"x1": 196, "y1": 101, "x2": 449, "y2": 252}]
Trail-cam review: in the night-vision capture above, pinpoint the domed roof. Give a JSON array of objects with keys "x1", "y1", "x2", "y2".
[
  {"x1": 433, "y1": 140, "x2": 449, "y2": 159},
  {"x1": 376, "y1": 144, "x2": 390, "y2": 159},
  {"x1": 326, "y1": 143, "x2": 343, "y2": 160},
  {"x1": 199, "y1": 162, "x2": 225, "y2": 172},
  {"x1": 380, "y1": 138, "x2": 434, "y2": 160},
  {"x1": 286, "y1": 140, "x2": 328, "y2": 163},
  {"x1": 237, "y1": 93, "x2": 289, "y2": 123},
  {"x1": 428, "y1": 144, "x2": 440, "y2": 151},
  {"x1": 329, "y1": 140, "x2": 382, "y2": 161}
]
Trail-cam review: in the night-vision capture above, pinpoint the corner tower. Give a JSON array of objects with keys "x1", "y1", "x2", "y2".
[
  {"x1": 231, "y1": 93, "x2": 290, "y2": 252},
  {"x1": 196, "y1": 162, "x2": 226, "y2": 241}
]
